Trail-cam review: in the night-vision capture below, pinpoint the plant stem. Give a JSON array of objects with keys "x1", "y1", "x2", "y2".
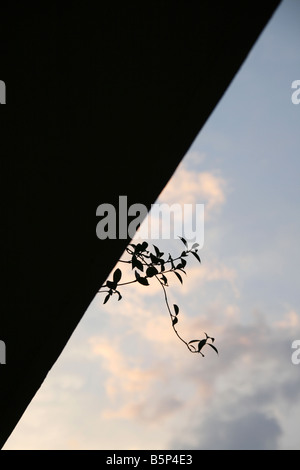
[{"x1": 138, "y1": 252, "x2": 196, "y2": 353}]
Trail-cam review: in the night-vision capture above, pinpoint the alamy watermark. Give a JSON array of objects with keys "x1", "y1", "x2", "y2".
[
  {"x1": 291, "y1": 80, "x2": 300, "y2": 105},
  {"x1": 0, "y1": 340, "x2": 6, "y2": 364},
  {"x1": 0, "y1": 80, "x2": 6, "y2": 104},
  {"x1": 291, "y1": 339, "x2": 300, "y2": 365},
  {"x1": 96, "y1": 196, "x2": 204, "y2": 245}
]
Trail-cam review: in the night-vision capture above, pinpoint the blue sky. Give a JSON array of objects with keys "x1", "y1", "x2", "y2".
[{"x1": 4, "y1": 0, "x2": 300, "y2": 450}]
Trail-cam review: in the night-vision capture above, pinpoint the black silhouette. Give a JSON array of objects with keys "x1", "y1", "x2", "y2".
[{"x1": 99, "y1": 237, "x2": 218, "y2": 356}]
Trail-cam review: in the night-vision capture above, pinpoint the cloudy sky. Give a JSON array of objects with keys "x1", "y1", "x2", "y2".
[{"x1": 4, "y1": 0, "x2": 300, "y2": 450}]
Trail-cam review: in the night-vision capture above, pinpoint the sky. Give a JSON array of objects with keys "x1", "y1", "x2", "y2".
[{"x1": 4, "y1": 0, "x2": 300, "y2": 450}]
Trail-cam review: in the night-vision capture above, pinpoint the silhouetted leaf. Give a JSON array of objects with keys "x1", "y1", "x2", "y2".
[
  {"x1": 146, "y1": 266, "x2": 158, "y2": 277},
  {"x1": 153, "y1": 245, "x2": 163, "y2": 258},
  {"x1": 137, "y1": 276, "x2": 149, "y2": 286},
  {"x1": 191, "y1": 251, "x2": 201, "y2": 263},
  {"x1": 178, "y1": 236, "x2": 187, "y2": 247},
  {"x1": 207, "y1": 343, "x2": 218, "y2": 355},
  {"x1": 103, "y1": 293, "x2": 111, "y2": 304},
  {"x1": 176, "y1": 263, "x2": 183, "y2": 269},
  {"x1": 174, "y1": 271, "x2": 183, "y2": 284},
  {"x1": 180, "y1": 258, "x2": 187, "y2": 268},
  {"x1": 113, "y1": 268, "x2": 122, "y2": 284},
  {"x1": 106, "y1": 280, "x2": 116, "y2": 290},
  {"x1": 180, "y1": 251, "x2": 187, "y2": 257},
  {"x1": 135, "y1": 243, "x2": 142, "y2": 253},
  {"x1": 135, "y1": 271, "x2": 149, "y2": 285},
  {"x1": 160, "y1": 261, "x2": 165, "y2": 272},
  {"x1": 117, "y1": 291, "x2": 122, "y2": 301},
  {"x1": 150, "y1": 253, "x2": 160, "y2": 264},
  {"x1": 168, "y1": 254, "x2": 175, "y2": 269},
  {"x1": 191, "y1": 243, "x2": 199, "y2": 249},
  {"x1": 161, "y1": 274, "x2": 168, "y2": 285},
  {"x1": 198, "y1": 339, "x2": 206, "y2": 352},
  {"x1": 136, "y1": 259, "x2": 144, "y2": 271},
  {"x1": 188, "y1": 339, "x2": 200, "y2": 345},
  {"x1": 172, "y1": 316, "x2": 178, "y2": 326},
  {"x1": 153, "y1": 245, "x2": 160, "y2": 257},
  {"x1": 173, "y1": 304, "x2": 179, "y2": 316},
  {"x1": 132, "y1": 255, "x2": 144, "y2": 271},
  {"x1": 141, "y1": 241, "x2": 148, "y2": 251}
]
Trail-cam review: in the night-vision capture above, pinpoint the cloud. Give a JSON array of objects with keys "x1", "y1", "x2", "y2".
[
  {"x1": 103, "y1": 396, "x2": 183, "y2": 424},
  {"x1": 89, "y1": 336, "x2": 160, "y2": 399},
  {"x1": 158, "y1": 165, "x2": 227, "y2": 213},
  {"x1": 88, "y1": 294, "x2": 300, "y2": 450},
  {"x1": 5, "y1": 294, "x2": 300, "y2": 449},
  {"x1": 87, "y1": 210, "x2": 300, "y2": 450},
  {"x1": 132, "y1": 163, "x2": 227, "y2": 244},
  {"x1": 276, "y1": 309, "x2": 300, "y2": 329},
  {"x1": 172, "y1": 411, "x2": 282, "y2": 450},
  {"x1": 182, "y1": 151, "x2": 207, "y2": 167},
  {"x1": 174, "y1": 261, "x2": 239, "y2": 298},
  {"x1": 167, "y1": 311, "x2": 300, "y2": 450}
]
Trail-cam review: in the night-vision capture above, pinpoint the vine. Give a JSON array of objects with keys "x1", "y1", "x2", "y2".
[{"x1": 98, "y1": 237, "x2": 218, "y2": 357}]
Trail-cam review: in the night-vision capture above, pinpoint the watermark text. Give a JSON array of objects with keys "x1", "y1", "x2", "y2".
[
  {"x1": 96, "y1": 196, "x2": 204, "y2": 245},
  {"x1": 291, "y1": 339, "x2": 300, "y2": 365},
  {"x1": 0, "y1": 80, "x2": 6, "y2": 104},
  {"x1": 0, "y1": 340, "x2": 6, "y2": 364},
  {"x1": 291, "y1": 80, "x2": 300, "y2": 105}
]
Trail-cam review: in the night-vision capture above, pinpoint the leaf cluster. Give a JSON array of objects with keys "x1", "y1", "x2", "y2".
[{"x1": 98, "y1": 237, "x2": 218, "y2": 357}]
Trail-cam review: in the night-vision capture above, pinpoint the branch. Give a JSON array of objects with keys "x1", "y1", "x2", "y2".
[{"x1": 97, "y1": 239, "x2": 217, "y2": 357}]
